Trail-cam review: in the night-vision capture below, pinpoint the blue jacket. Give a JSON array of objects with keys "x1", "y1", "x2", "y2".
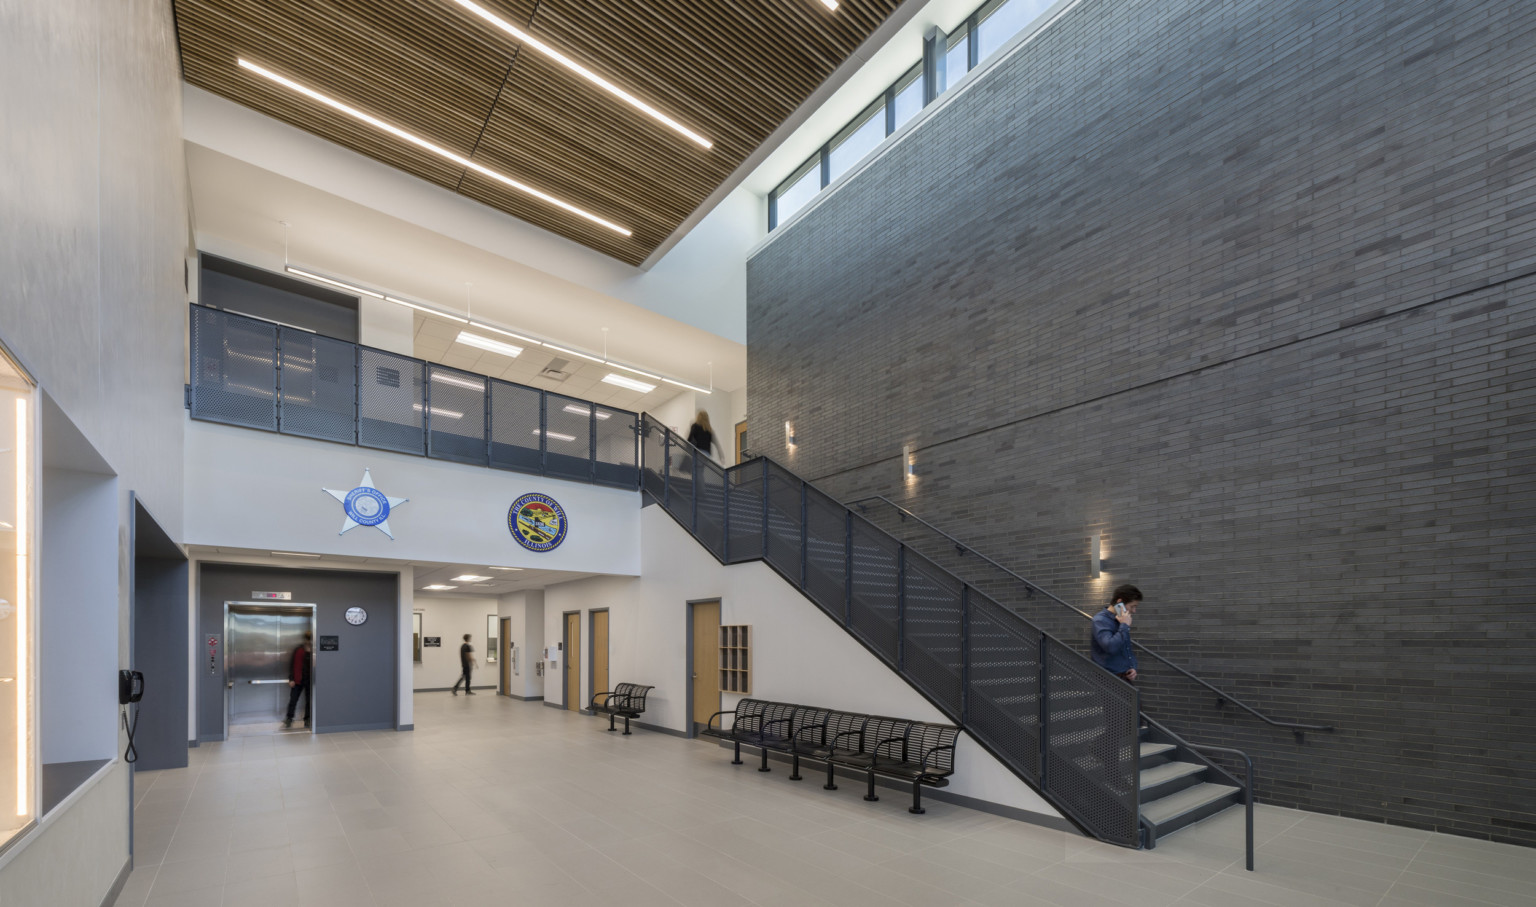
[{"x1": 1091, "y1": 609, "x2": 1137, "y2": 674}]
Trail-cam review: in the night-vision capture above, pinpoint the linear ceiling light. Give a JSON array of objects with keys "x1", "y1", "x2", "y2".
[
  {"x1": 385, "y1": 295, "x2": 469, "y2": 324},
  {"x1": 468, "y1": 321, "x2": 541, "y2": 346},
  {"x1": 662, "y1": 376, "x2": 712, "y2": 395},
  {"x1": 533, "y1": 429, "x2": 578, "y2": 442},
  {"x1": 270, "y1": 551, "x2": 322, "y2": 558},
  {"x1": 602, "y1": 373, "x2": 657, "y2": 393},
  {"x1": 562, "y1": 404, "x2": 611, "y2": 420},
  {"x1": 423, "y1": 584, "x2": 457, "y2": 591},
  {"x1": 447, "y1": 0, "x2": 711, "y2": 150},
  {"x1": 412, "y1": 403, "x2": 464, "y2": 420},
  {"x1": 237, "y1": 58, "x2": 631, "y2": 236},
  {"x1": 455, "y1": 331, "x2": 523, "y2": 358},
  {"x1": 451, "y1": 574, "x2": 491, "y2": 582},
  {"x1": 490, "y1": 567, "x2": 523, "y2": 571},
  {"x1": 285, "y1": 266, "x2": 384, "y2": 299},
  {"x1": 544, "y1": 343, "x2": 605, "y2": 364},
  {"x1": 430, "y1": 371, "x2": 487, "y2": 390},
  {"x1": 608, "y1": 362, "x2": 661, "y2": 381}
]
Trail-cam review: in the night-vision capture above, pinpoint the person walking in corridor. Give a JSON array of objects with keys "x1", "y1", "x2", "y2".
[
  {"x1": 283, "y1": 633, "x2": 313, "y2": 728},
  {"x1": 452, "y1": 633, "x2": 477, "y2": 695},
  {"x1": 1091, "y1": 584, "x2": 1142, "y2": 683}
]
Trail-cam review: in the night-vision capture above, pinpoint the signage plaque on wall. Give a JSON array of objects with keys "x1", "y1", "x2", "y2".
[
  {"x1": 319, "y1": 636, "x2": 339, "y2": 652},
  {"x1": 251, "y1": 591, "x2": 292, "y2": 601},
  {"x1": 423, "y1": 637, "x2": 441, "y2": 647},
  {"x1": 323, "y1": 468, "x2": 408, "y2": 539}
]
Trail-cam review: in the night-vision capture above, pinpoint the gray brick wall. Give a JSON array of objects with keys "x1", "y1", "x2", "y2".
[{"x1": 746, "y1": 0, "x2": 1536, "y2": 844}]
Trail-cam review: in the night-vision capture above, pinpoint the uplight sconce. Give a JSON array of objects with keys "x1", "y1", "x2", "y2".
[
  {"x1": 1089, "y1": 532, "x2": 1103, "y2": 579},
  {"x1": 904, "y1": 446, "x2": 917, "y2": 482},
  {"x1": 785, "y1": 421, "x2": 797, "y2": 448}
]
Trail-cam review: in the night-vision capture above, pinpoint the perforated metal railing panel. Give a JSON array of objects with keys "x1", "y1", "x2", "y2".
[
  {"x1": 726, "y1": 463, "x2": 765, "y2": 563},
  {"x1": 489, "y1": 379, "x2": 543, "y2": 474},
  {"x1": 426, "y1": 365, "x2": 487, "y2": 465},
  {"x1": 358, "y1": 347, "x2": 425, "y2": 455},
  {"x1": 640, "y1": 419, "x2": 667, "y2": 499},
  {"x1": 190, "y1": 305, "x2": 278, "y2": 430},
  {"x1": 901, "y1": 550, "x2": 964, "y2": 718},
  {"x1": 544, "y1": 392, "x2": 595, "y2": 482},
  {"x1": 1043, "y1": 639, "x2": 1139, "y2": 844},
  {"x1": 804, "y1": 487, "x2": 849, "y2": 618},
  {"x1": 966, "y1": 592, "x2": 1043, "y2": 780},
  {"x1": 848, "y1": 515, "x2": 900, "y2": 666},
  {"x1": 277, "y1": 329, "x2": 355, "y2": 443},
  {"x1": 763, "y1": 463, "x2": 803, "y2": 579},
  {"x1": 189, "y1": 306, "x2": 638, "y2": 489},
  {"x1": 594, "y1": 405, "x2": 638, "y2": 488},
  {"x1": 695, "y1": 457, "x2": 727, "y2": 559},
  {"x1": 663, "y1": 442, "x2": 696, "y2": 532}
]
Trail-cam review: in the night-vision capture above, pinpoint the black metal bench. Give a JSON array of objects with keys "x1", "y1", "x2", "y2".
[
  {"x1": 707, "y1": 698, "x2": 961, "y2": 814},
  {"x1": 589, "y1": 683, "x2": 654, "y2": 735}
]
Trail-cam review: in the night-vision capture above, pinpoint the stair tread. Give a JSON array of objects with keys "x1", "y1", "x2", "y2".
[
  {"x1": 1140, "y1": 782, "x2": 1241, "y2": 826},
  {"x1": 1140, "y1": 742, "x2": 1176, "y2": 759},
  {"x1": 1140, "y1": 760, "x2": 1205, "y2": 788}
]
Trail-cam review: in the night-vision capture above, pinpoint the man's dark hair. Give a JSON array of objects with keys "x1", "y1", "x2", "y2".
[
  {"x1": 1110, "y1": 584, "x2": 1143, "y2": 605},
  {"x1": 463, "y1": 633, "x2": 472, "y2": 641}
]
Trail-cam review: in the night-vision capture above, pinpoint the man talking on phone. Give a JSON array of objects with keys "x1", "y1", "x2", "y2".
[{"x1": 1092, "y1": 584, "x2": 1142, "y2": 683}]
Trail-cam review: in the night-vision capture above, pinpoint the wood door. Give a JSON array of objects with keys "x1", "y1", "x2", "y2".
[
  {"x1": 565, "y1": 612, "x2": 581, "y2": 711},
  {"x1": 734, "y1": 420, "x2": 747, "y2": 465},
  {"x1": 592, "y1": 611, "x2": 610, "y2": 698},
  {"x1": 691, "y1": 601, "x2": 721, "y2": 731},
  {"x1": 499, "y1": 618, "x2": 512, "y2": 695}
]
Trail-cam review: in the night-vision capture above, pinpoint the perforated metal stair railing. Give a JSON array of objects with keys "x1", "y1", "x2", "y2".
[{"x1": 640, "y1": 416, "x2": 1143, "y2": 848}]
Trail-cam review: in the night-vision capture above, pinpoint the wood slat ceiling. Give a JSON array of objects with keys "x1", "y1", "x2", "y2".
[{"x1": 174, "y1": 0, "x2": 905, "y2": 265}]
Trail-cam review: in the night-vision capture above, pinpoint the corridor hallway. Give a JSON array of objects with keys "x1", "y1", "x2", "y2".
[{"x1": 121, "y1": 696, "x2": 1535, "y2": 907}]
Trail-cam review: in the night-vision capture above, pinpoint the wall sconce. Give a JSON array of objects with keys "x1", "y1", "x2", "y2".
[
  {"x1": 1089, "y1": 532, "x2": 1103, "y2": 578},
  {"x1": 904, "y1": 445, "x2": 917, "y2": 482},
  {"x1": 785, "y1": 421, "x2": 797, "y2": 448}
]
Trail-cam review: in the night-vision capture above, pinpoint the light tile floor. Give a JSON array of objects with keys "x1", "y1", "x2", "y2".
[{"x1": 117, "y1": 695, "x2": 1536, "y2": 907}]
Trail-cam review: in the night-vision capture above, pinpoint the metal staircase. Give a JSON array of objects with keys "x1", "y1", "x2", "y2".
[{"x1": 640, "y1": 415, "x2": 1260, "y2": 853}]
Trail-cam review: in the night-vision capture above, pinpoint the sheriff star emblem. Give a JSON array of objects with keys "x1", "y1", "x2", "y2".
[{"x1": 323, "y1": 469, "x2": 408, "y2": 539}]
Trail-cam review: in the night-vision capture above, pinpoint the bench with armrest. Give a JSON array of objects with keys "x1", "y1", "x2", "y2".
[
  {"x1": 588, "y1": 682, "x2": 654, "y2": 735},
  {"x1": 706, "y1": 697, "x2": 962, "y2": 815}
]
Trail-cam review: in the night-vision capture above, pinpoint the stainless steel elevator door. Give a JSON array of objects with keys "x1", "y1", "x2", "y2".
[{"x1": 227, "y1": 605, "x2": 313, "y2": 729}]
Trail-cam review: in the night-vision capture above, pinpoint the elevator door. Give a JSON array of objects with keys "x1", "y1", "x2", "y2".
[{"x1": 227, "y1": 604, "x2": 315, "y2": 735}]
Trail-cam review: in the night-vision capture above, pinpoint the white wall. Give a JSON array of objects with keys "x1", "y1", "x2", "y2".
[
  {"x1": 413, "y1": 595, "x2": 498, "y2": 690},
  {"x1": 496, "y1": 591, "x2": 545, "y2": 699},
  {"x1": 183, "y1": 417, "x2": 642, "y2": 576},
  {"x1": 652, "y1": 387, "x2": 746, "y2": 466},
  {"x1": 541, "y1": 505, "x2": 1065, "y2": 820},
  {"x1": 359, "y1": 296, "x2": 414, "y2": 356}
]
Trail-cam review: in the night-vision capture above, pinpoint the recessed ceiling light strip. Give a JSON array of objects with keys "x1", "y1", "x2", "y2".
[
  {"x1": 237, "y1": 58, "x2": 632, "y2": 236},
  {"x1": 284, "y1": 263, "x2": 710, "y2": 394},
  {"x1": 447, "y1": 0, "x2": 712, "y2": 150}
]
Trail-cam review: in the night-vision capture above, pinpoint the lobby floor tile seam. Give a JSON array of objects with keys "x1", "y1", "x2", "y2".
[{"x1": 1371, "y1": 834, "x2": 1432, "y2": 907}]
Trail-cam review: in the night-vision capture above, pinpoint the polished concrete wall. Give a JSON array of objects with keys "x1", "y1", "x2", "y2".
[
  {"x1": 0, "y1": 0, "x2": 189, "y2": 899},
  {"x1": 746, "y1": 0, "x2": 1536, "y2": 843}
]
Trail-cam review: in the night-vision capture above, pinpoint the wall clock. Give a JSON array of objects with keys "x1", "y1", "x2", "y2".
[{"x1": 345, "y1": 607, "x2": 368, "y2": 626}]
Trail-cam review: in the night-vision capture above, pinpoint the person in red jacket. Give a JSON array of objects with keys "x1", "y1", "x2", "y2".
[{"x1": 283, "y1": 633, "x2": 313, "y2": 729}]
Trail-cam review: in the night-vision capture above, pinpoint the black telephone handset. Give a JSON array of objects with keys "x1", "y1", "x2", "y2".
[{"x1": 119, "y1": 670, "x2": 144, "y2": 705}]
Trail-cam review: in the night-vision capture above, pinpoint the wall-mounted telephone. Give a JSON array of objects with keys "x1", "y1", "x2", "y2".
[
  {"x1": 119, "y1": 670, "x2": 144, "y2": 705},
  {"x1": 119, "y1": 670, "x2": 144, "y2": 764}
]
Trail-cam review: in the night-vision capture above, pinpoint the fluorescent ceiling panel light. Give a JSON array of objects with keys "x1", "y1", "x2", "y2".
[
  {"x1": 562, "y1": 404, "x2": 611, "y2": 420},
  {"x1": 533, "y1": 429, "x2": 578, "y2": 442},
  {"x1": 451, "y1": 574, "x2": 491, "y2": 582},
  {"x1": 607, "y1": 362, "x2": 661, "y2": 381},
  {"x1": 455, "y1": 331, "x2": 523, "y2": 358},
  {"x1": 422, "y1": 584, "x2": 457, "y2": 591},
  {"x1": 430, "y1": 370, "x2": 487, "y2": 390},
  {"x1": 238, "y1": 58, "x2": 631, "y2": 236},
  {"x1": 271, "y1": 551, "x2": 322, "y2": 558},
  {"x1": 662, "y1": 377, "x2": 712, "y2": 394},
  {"x1": 543, "y1": 343, "x2": 605, "y2": 364},
  {"x1": 384, "y1": 295, "x2": 469, "y2": 324},
  {"x1": 602, "y1": 373, "x2": 657, "y2": 393},
  {"x1": 469, "y1": 320, "x2": 541, "y2": 346},
  {"x1": 448, "y1": 0, "x2": 712, "y2": 150},
  {"x1": 412, "y1": 403, "x2": 464, "y2": 420},
  {"x1": 285, "y1": 266, "x2": 384, "y2": 299}
]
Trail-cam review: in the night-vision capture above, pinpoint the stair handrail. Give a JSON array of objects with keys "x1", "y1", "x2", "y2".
[
  {"x1": 640, "y1": 415, "x2": 1143, "y2": 847},
  {"x1": 1186, "y1": 743, "x2": 1255, "y2": 872},
  {"x1": 848, "y1": 494, "x2": 1333, "y2": 741}
]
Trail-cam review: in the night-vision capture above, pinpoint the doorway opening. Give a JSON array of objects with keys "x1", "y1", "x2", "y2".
[
  {"x1": 564, "y1": 611, "x2": 581, "y2": 711},
  {"x1": 224, "y1": 602, "x2": 316, "y2": 737},
  {"x1": 590, "y1": 609, "x2": 610, "y2": 704},
  {"x1": 499, "y1": 617, "x2": 512, "y2": 695}
]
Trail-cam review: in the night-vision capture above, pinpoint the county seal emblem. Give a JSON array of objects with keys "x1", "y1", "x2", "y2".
[{"x1": 509, "y1": 493, "x2": 567, "y2": 552}]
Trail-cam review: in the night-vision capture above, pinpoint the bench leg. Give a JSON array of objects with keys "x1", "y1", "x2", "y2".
[
  {"x1": 732, "y1": 741, "x2": 743, "y2": 765},
  {"x1": 864, "y1": 771, "x2": 879, "y2": 802},
  {"x1": 759, "y1": 746, "x2": 771, "y2": 772},
  {"x1": 789, "y1": 754, "x2": 802, "y2": 781},
  {"x1": 608, "y1": 713, "x2": 617, "y2": 732},
  {"x1": 824, "y1": 762, "x2": 837, "y2": 791},
  {"x1": 622, "y1": 716, "x2": 632, "y2": 736},
  {"x1": 909, "y1": 781, "x2": 925, "y2": 815}
]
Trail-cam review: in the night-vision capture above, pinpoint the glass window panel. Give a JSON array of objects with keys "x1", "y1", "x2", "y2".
[
  {"x1": 892, "y1": 71, "x2": 924, "y2": 131},
  {"x1": 772, "y1": 163, "x2": 822, "y2": 228},
  {"x1": 413, "y1": 612, "x2": 423, "y2": 664},
  {"x1": 827, "y1": 106, "x2": 885, "y2": 183},
  {"x1": 978, "y1": 0, "x2": 1053, "y2": 61},
  {"x1": 0, "y1": 349, "x2": 35, "y2": 848},
  {"x1": 487, "y1": 615, "x2": 498, "y2": 663},
  {"x1": 944, "y1": 33, "x2": 970, "y2": 91}
]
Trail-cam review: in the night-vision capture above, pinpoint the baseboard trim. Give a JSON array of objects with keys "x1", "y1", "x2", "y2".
[
  {"x1": 413, "y1": 685, "x2": 497, "y2": 693},
  {"x1": 711, "y1": 741, "x2": 1079, "y2": 833},
  {"x1": 505, "y1": 693, "x2": 544, "y2": 701},
  {"x1": 542, "y1": 700, "x2": 565, "y2": 711},
  {"x1": 186, "y1": 739, "x2": 199, "y2": 748},
  {"x1": 100, "y1": 856, "x2": 131, "y2": 907},
  {"x1": 396, "y1": 724, "x2": 414, "y2": 731},
  {"x1": 315, "y1": 721, "x2": 394, "y2": 734},
  {"x1": 632, "y1": 719, "x2": 689, "y2": 739}
]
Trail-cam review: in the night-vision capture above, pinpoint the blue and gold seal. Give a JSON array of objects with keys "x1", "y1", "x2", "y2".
[{"x1": 509, "y1": 493, "x2": 567, "y2": 552}]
